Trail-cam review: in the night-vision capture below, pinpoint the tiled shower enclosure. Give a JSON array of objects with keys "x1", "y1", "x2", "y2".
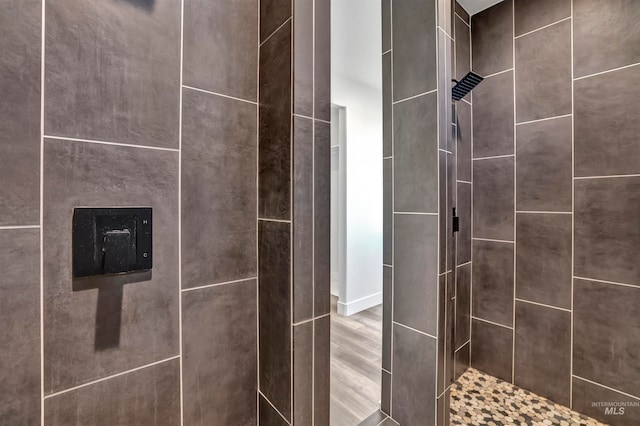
[{"x1": 1, "y1": 0, "x2": 330, "y2": 424}]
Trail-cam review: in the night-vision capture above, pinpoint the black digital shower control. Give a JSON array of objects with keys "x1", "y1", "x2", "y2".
[{"x1": 72, "y1": 208, "x2": 152, "y2": 278}]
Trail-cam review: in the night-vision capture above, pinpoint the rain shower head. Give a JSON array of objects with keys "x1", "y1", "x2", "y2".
[{"x1": 452, "y1": 71, "x2": 484, "y2": 101}]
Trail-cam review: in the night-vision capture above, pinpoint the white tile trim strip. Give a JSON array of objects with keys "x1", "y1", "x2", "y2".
[
  {"x1": 573, "y1": 61, "x2": 640, "y2": 81},
  {"x1": 182, "y1": 85, "x2": 258, "y2": 105},
  {"x1": 181, "y1": 277, "x2": 258, "y2": 293},
  {"x1": 472, "y1": 154, "x2": 515, "y2": 161},
  {"x1": 39, "y1": 0, "x2": 46, "y2": 422},
  {"x1": 472, "y1": 316, "x2": 513, "y2": 330},
  {"x1": 260, "y1": 17, "x2": 293, "y2": 47},
  {"x1": 178, "y1": 0, "x2": 185, "y2": 423},
  {"x1": 392, "y1": 88, "x2": 438, "y2": 105},
  {"x1": 44, "y1": 135, "x2": 180, "y2": 152},
  {"x1": 516, "y1": 113, "x2": 572, "y2": 126},
  {"x1": 572, "y1": 375, "x2": 640, "y2": 401},
  {"x1": 515, "y1": 298, "x2": 572, "y2": 313},
  {"x1": 43, "y1": 356, "x2": 181, "y2": 400},
  {"x1": 259, "y1": 391, "x2": 291, "y2": 425},
  {"x1": 0, "y1": 225, "x2": 40, "y2": 230},
  {"x1": 514, "y1": 16, "x2": 572, "y2": 40},
  {"x1": 393, "y1": 321, "x2": 437, "y2": 340},
  {"x1": 573, "y1": 276, "x2": 640, "y2": 289},
  {"x1": 472, "y1": 237, "x2": 514, "y2": 244}
]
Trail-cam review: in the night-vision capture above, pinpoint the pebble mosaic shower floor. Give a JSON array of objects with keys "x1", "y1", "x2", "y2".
[{"x1": 450, "y1": 368, "x2": 607, "y2": 426}]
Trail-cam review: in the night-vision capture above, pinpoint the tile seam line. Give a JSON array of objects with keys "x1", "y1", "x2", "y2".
[
  {"x1": 260, "y1": 16, "x2": 293, "y2": 47},
  {"x1": 181, "y1": 277, "x2": 258, "y2": 292},
  {"x1": 514, "y1": 16, "x2": 572, "y2": 40},
  {"x1": 392, "y1": 321, "x2": 437, "y2": 340},
  {"x1": 455, "y1": 13, "x2": 469, "y2": 27},
  {"x1": 574, "y1": 173, "x2": 640, "y2": 180},
  {"x1": 258, "y1": 391, "x2": 291, "y2": 425},
  {"x1": 472, "y1": 316, "x2": 513, "y2": 330},
  {"x1": 43, "y1": 355, "x2": 181, "y2": 399},
  {"x1": 483, "y1": 68, "x2": 513, "y2": 79},
  {"x1": 572, "y1": 375, "x2": 640, "y2": 401},
  {"x1": 516, "y1": 113, "x2": 573, "y2": 126},
  {"x1": 392, "y1": 88, "x2": 437, "y2": 105},
  {"x1": 0, "y1": 225, "x2": 41, "y2": 230},
  {"x1": 44, "y1": 135, "x2": 180, "y2": 152},
  {"x1": 573, "y1": 276, "x2": 639, "y2": 289},
  {"x1": 182, "y1": 85, "x2": 257, "y2": 105},
  {"x1": 573, "y1": 61, "x2": 640, "y2": 81},
  {"x1": 514, "y1": 298, "x2": 571, "y2": 313}
]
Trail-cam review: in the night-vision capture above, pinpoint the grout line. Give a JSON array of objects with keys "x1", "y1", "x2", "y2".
[
  {"x1": 455, "y1": 13, "x2": 470, "y2": 27},
  {"x1": 292, "y1": 113, "x2": 314, "y2": 121},
  {"x1": 389, "y1": 0, "x2": 395, "y2": 417},
  {"x1": 383, "y1": 155, "x2": 392, "y2": 160},
  {"x1": 258, "y1": 217, "x2": 292, "y2": 223},
  {"x1": 468, "y1": 7, "x2": 474, "y2": 369},
  {"x1": 258, "y1": 391, "x2": 292, "y2": 425},
  {"x1": 315, "y1": 117, "x2": 331, "y2": 124},
  {"x1": 44, "y1": 356, "x2": 181, "y2": 399},
  {"x1": 381, "y1": 367, "x2": 391, "y2": 375},
  {"x1": 437, "y1": 25, "x2": 453, "y2": 41},
  {"x1": 393, "y1": 211, "x2": 438, "y2": 216},
  {"x1": 39, "y1": 0, "x2": 46, "y2": 421},
  {"x1": 44, "y1": 135, "x2": 180, "y2": 153},
  {"x1": 178, "y1": 0, "x2": 185, "y2": 423},
  {"x1": 515, "y1": 298, "x2": 572, "y2": 313},
  {"x1": 292, "y1": 313, "x2": 330, "y2": 327},
  {"x1": 461, "y1": 98, "x2": 471, "y2": 106},
  {"x1": 182, "y1": 85, "x2": 257, "y2": 105},
  {"x1": 392, "y1": 88, "x2": 437, "y2": 105},
  {"x1": 383, "y1": 263, "x2": 392, "y2": 268},
  {"x1": 511, "y1": 0, "x2": 517, "y2": 384},
  {"x1": 255, "y1": 0, "x2": 261, "y2": 418},
  {"x1": 482, "y1": 68, "x2": 513, "y2": 79},
  {"x1": 573, "y1": 61, "x2": 640, "y2": 81},
  {"x1": 516, "y1": 210, "x2": 572, "y2": 214},
  {"x1": 573, "y1": 276, "x2": 640, "y2": 289},
  {"x1": 311, "y1": 0, "x2": 316, "y2": 421},
  {"x1": 514, "y1": 16, "x2": 572, "y2": 40},
  {"x1": 288, "y1": 3, "x2": 294, "y2": 421},
  {"x1": 393, "y1": 321, "x2": 437, "y2": 340},
  {"x1": 439, "y1": 148, "x2": 452, "y2": 154},
  {"x1": 472, "y1": 237, "x2": 514, "y2": 244},
  {"x1": 383, "y1": 48, "x2": 391, "y2": 55},
  {"x1": 455, "y1": 340, "x2": 470, "y2": 353},
  {"x1": 181, "y1": 277, "x2": 258, "y2": 293},
  {"x1": 516, "y1": 113, "x2": 572, "y2": 126},
  {"x1": 472, "y1": 316, "x2": 513, "y2": 330},
  {"x1": 570, "y1": 0, "x2": 575, "y2": 406},
  {"x1": 0, "y1": 225, "x2": 40, "y2": 230},
  {"x1": 456, "y1": 261, "x2": 471, "y2": 268},
  {"x1": 472, "y1": 153, "x2": 514, "y2": 161},
  {"x1": 574, "y1": 173, "x2": 640, "y2": 180},
  {"x1": 260, "y1": 17, "x2": 293, "y2": 47},
  {"x1": 457, "y1": 180, "x2": 472, "y2": 184},
  {"x1": 572, "y1": 375, "x2": 640, "y2": 401}
]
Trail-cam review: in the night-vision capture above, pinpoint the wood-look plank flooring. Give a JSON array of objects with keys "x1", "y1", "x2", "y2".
[{"x1": 330, "y1": 296, "x2": 382, "y2": 425}]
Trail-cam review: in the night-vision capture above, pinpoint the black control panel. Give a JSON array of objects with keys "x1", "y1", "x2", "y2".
[{"x1": 72, "y1": 208, "x2": 152, "y2": 278}]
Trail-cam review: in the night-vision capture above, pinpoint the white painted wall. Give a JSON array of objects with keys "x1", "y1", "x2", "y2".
[{"x1": 331, "y1": 0, "x2": 383, "y2": 315}]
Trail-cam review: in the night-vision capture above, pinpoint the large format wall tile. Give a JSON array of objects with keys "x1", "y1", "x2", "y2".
[
  {"x1": 181, "y1": 89, "x2": 257, "y2": 289},
  {"x1": 293, "y1": 322, "x2": 312, "y2": 425},
  {"x1": 0, "y1": 229, "x2": 40, "y2": 425},
  {"x1": 472, "y1": 240, "x2": 514, "y2": 327},
  {"x1": 43, "y1": 140, "x2": 179, "y2": 394},
  {"x1": 392, "y1": 0, "x2": 437, "y2": 101},
  {"x1": 383, "y1": 159, "x2": 392, "y2": 265},
  {"x1": 183, "y1": 0, "x2": 257, "y2": 101},
  {"x1": 516, "y1": 213, "x2": 572, "y2": 309},
  {"x1": 574, "y1": 65, "x2": 640, "y2": 177},
  {"x1": 260, "y1": 0, "x2": 290, "y2": 42},
  {"x1": 0, "y1": 0, "x2": 40, "y2": 226},
  {"x1": 455, "y1": 263, "x2": 471, "y2": 349},
  {"x1": 473, "y1": 157, "x2": 514, "y2": 241},
  {"x1": 454, "y1": 15, "x2": 470, "y2": 83},
  {"x1": 314, "y1": 121, "x2": 331, "y2": 317},
  {"x1": 44, "y1": 0, "x2": 180, "y2": 148},
  {"x1": 472, "y1": 72, "x2": 514, "y2": 158},
  {"x1": 574, "y1": 0, "x2": 640, "y2": 78},
  {"x1": 392, "y1": 325, "x2": 437, "y2": 425},
  {"x1": 514, "y1": 301, "x2": 571, "y2": 406},
  {"x1": 259, "y1": 22, "x2": 292, "y2": 220},
  {"x1": 514, "y1": 0, "x2": 571, "y2": 37},
  {"x1": 471, "y1": 0, "x2": 513, "y2": 77},
  {"x1": 456, "y1": 96, "x2": 472, "y2": 182},
  {"x1": 314, "y1": 0, "x2": 331, "y2": 122},
  {"x1": 515, "y1": 20, "x2": 571, "y2": 123},
  {"x1": 314, "y1": 316, "x2": 330, "y2": 426},
  {"x1": 382, "y1": 0, "x2": 391, "y2": 52},
  {"x1": 393, "y1": 93, "x2": 438, "y2": 213},
  {"x1": 516, "y1": 116, "x2": 572, "y2": 211},
  {"x1": 293, "y1": 0, "x2": 313, "y2": 117},
  {"x1": 471, "y1": 319, "x2": 513, "y2": 382},
  {"x1": 575, "y1": 177, "x2": 640, "y2": 286},
  {"x1": 574, "y1": 279, "x2": 640, "y2": 397},
  {"x1": 182, "y1": 280, "x2": 257, "y2": 425},
  {"x1": 293, "y1": 117, "x2": 313, "y2": 322},
  {"x1": 394, "y1": 214, "x2": 439, "y2": 336},
  {"x1": 383, "y1": 52, "x2": 392, "y2": 157},
  {"x1": 258, "y1": 221, "x2": 292, "y2": 421},
  {"x1": 259, "y1": 395, "x2": 288, "y2": 426},
  {"x1": 45, "y1": 359, "x2": 180, "y2": 425},
  {"x1": 572, "y1": 377, "x2": 640, "y2": 426},
  {"x1": 457, "y1": 182, "x2": 471, "y2": 265},
  {"x1": 382, "y1": 266, "x2": 392, "y2": 371},
  {"x1": 454, "y1": 342, "x2": 470, "y2": 381}
]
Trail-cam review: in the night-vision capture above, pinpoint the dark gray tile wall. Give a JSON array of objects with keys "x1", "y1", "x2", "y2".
[
  {"x1": 182, "y1": 279, "x2": 257, "y2": 425},
  {"x1": 472, "y1": 240, "x2": 514, "y2": 327},
  {"x1": 471, "y1": 0, "x2": 640, "y2": 419},
  {"x1": 258, "y1": 0, "x2": 331, "y2": 422},
  {"x1": 572, "y1": 377, "x2": 640, "y2": 426},
  {"x1": 0, "y1": 0, "x2": 40, "y2": 227}
]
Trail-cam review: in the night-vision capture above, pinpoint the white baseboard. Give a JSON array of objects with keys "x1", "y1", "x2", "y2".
[{"x1": 337, "y1": 292, "x2": 382, "y2": 316}]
